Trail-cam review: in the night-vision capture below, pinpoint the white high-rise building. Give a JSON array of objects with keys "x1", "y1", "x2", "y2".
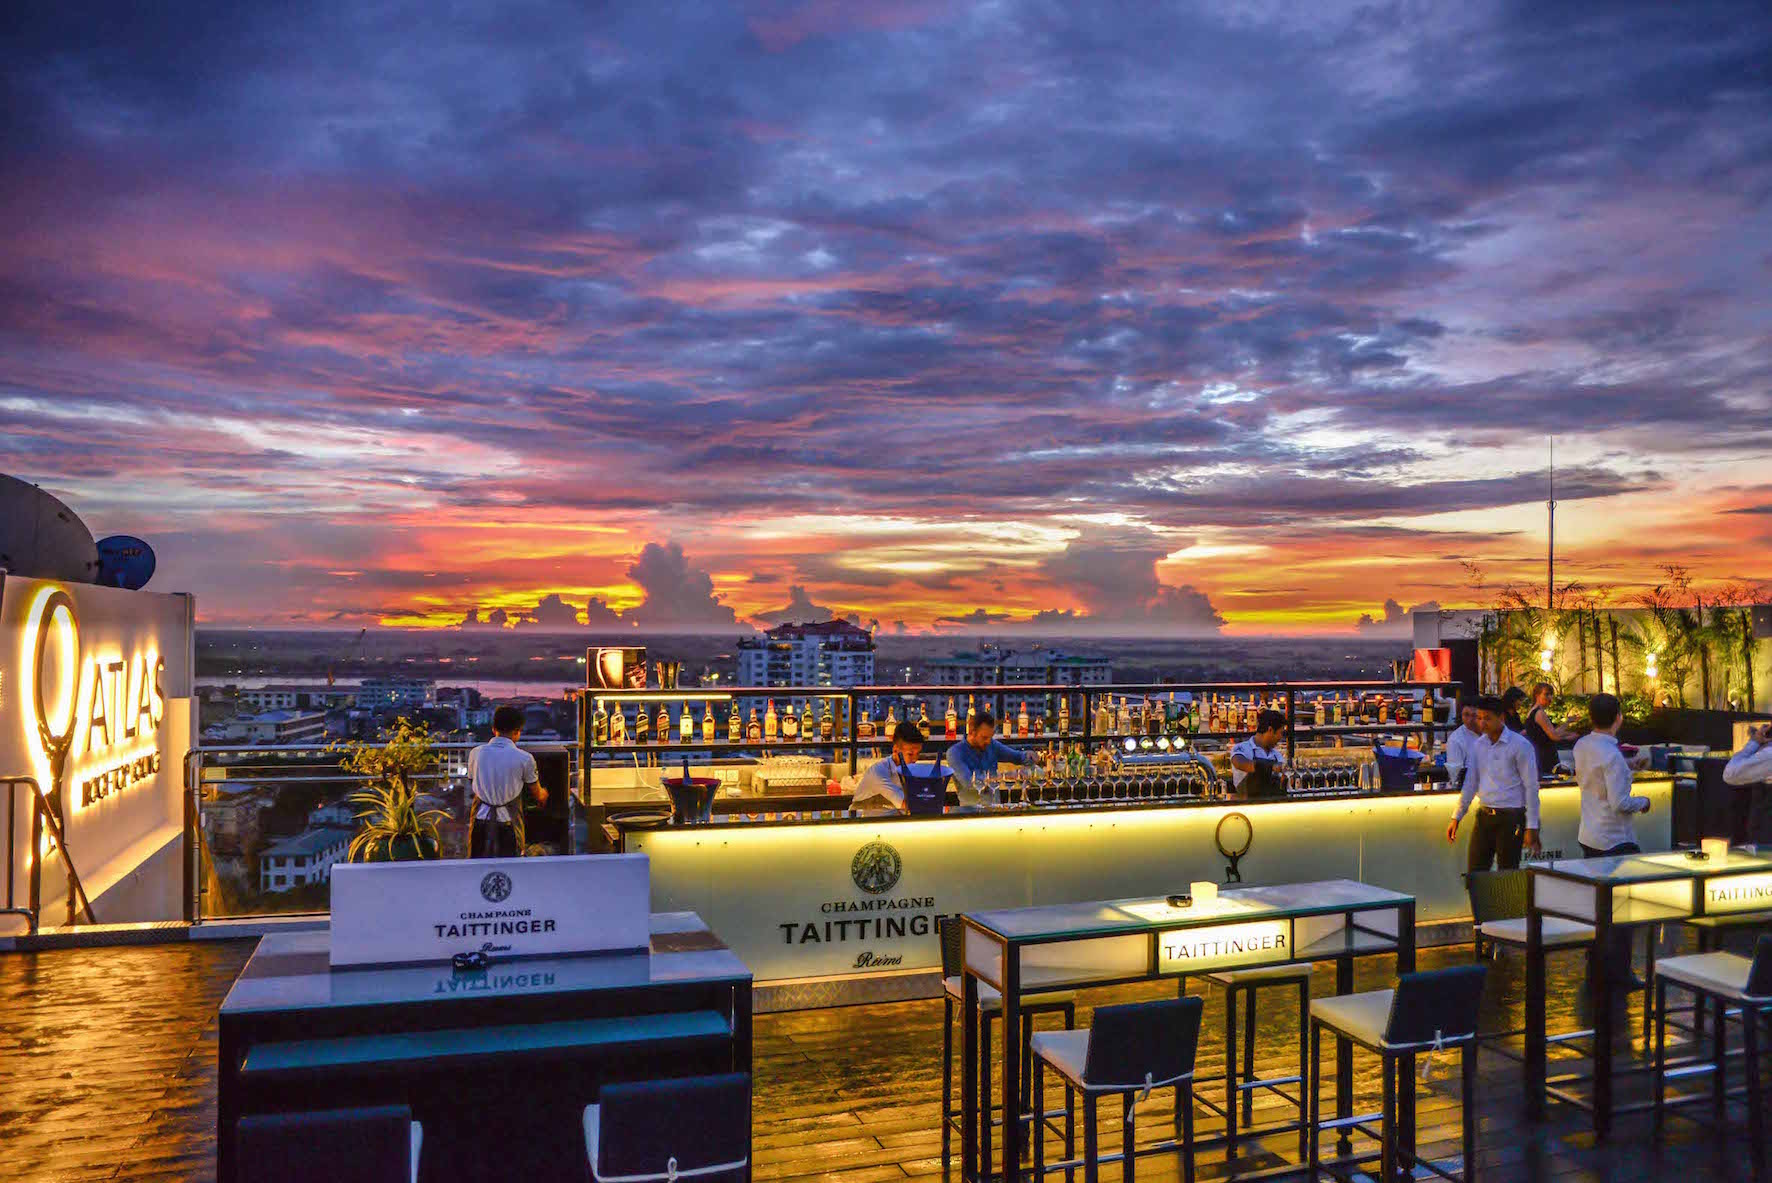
[{"x1": 737, "y1": 620, "x2": 876, "y2": 688}]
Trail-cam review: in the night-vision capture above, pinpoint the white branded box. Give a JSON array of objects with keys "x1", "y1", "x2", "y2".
[{"x1": 329, "y1": 853, "x2": 650, "y2": 968}]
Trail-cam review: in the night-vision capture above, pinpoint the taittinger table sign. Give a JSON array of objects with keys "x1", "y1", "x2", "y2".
[
  {"x1": 1156, "y1": 919, "x2": 1291, "y2": 974},
  {"x1": 329, "y1": 853, "x2": 651, "y2": 968}
]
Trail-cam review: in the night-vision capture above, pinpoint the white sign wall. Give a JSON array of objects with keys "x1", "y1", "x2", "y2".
[{"x1": 0, "y1": 574, "x2": 194, "y2": 926}]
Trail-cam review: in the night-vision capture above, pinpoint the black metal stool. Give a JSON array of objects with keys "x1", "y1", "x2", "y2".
[
  {"x1": 1029, "y1": 996, "x2": 1205, "y2": 1183},
  {"x1": 1308, "y1": 964, "x2": 1487, "y2": 1183},
  {"x1": 1653, "y1": 932, "x2": 1772, "y2": 1169},
  {"x1": 237, "y1": 1105, "x2": 421, "y2": 1183},
  {"x1": 1682, "y1": 911, "x2": 1772, "y2": 1039},
  {"x1": 584, "y1": 1073, "x2": 750, "y2": 1183},
  {"x1": 1179, "y1": 962, "x2": 1310, "y2": 1162},
  {"x1": 938, "y1": 916, "x2": 1077, "y2": 1180}
]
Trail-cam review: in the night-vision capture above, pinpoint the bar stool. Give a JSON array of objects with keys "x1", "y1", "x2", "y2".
[
  {"x1": 237, "y1": 1105, "x2": 422, "y2": 1183},
  {"x1": 1029, "y1": 996, "x2": 1205, "y2": 1183},
  {"x1": 1308, "y1": 964, "x2": 1487, "y2": 1183},
  {"x1": 938, "y1": 916, "x2": 1077, "y2": 1180},
  {"x1": 584, "y1": 1073, "x2": 750, "y2": 1183},
  {"x1": 1681, "y1": 910, "x2": 1772, "y2": 1039},
  {"x1": 1652, "y1": 933, "x2": 1772, "y2": 1168},
  {"x1": 1179, "y1": 962, "x2": 1310, "y2": 1161},
  {"x1": 1468, "y1": 868, "x2": 1661, "y2": 1048}
]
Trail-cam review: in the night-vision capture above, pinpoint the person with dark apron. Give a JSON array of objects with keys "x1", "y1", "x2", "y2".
[
  {"x1": 1230, "y1": 709, "x2": 1288, "y2": 799},
  {"x1": 1523, "y1": 681, "x2": 1576, "y2": 777},
  {"x1": 467, "y1": 705, "x2": 545, "y2": 858}
]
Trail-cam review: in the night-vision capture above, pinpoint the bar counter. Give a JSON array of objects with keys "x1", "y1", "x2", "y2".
[{"x1": 610, "y1": 775, "x2": 1675, "y2": 991}]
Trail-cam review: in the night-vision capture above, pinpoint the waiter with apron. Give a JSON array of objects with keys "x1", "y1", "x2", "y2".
[
  {"x1": 467, "y1": 705, "x2": 546, "y2": 858},
  {"x1": 1230, "y1": 709, "x2": 1289, "y2": 798}
]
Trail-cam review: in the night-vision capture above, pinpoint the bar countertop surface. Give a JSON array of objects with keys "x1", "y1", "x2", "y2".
[{"x1": 611, "y1": 774, "x2": 1674, "y2": 832}]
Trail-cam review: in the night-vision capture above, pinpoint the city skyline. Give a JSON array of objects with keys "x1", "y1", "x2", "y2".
[{"x1": 3, "y1": 1, "x2": 1771, "y2": 634}]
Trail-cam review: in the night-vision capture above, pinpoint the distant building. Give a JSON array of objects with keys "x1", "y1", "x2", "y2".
[
  {"x1": 258, "y1": 826, "x2": 353, "y2": 893},
  {"x1": 927, "y1": 646, "x2": 1111, "y2": 687},
  {"x1": 202, "y1": 783, "x2": 269, "y2": 855},
  {"x1": 737, "y1": 620, "x2": 876, "y2": 688},
  {"x1": 222, "y1": 710, "x2": 328, "y2": 744},
  {"x1": 238, "y1": 684, "x2": 353, "y2": 712},
  {"x1": 355, "y1": 677, "x2": 433, "y2": 712}
]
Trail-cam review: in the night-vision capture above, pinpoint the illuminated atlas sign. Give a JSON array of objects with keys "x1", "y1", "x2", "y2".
[{"x1": 24, "y1": 587, "x2": 166, "y2": 810}]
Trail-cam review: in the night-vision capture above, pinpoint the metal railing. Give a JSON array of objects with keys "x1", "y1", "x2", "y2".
[
  {"x1": 2, "y1": 774, "x2": 96, "y2": 933},
  {"x1": 184, "y1": 740, "x2": 577, "y2": 923}
]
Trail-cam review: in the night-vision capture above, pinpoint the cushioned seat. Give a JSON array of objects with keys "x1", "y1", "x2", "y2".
[
  {"x1": 942, "y1": 975, "x2": 1076, "y2": 1012},
  {"x1": 1310, "y1": 989, "x2": 1396, "y2": 1050},
  {"x1": 1028, "y1": 1028, "x2": 1093, "y2": 1088},
  {"x1": 1203, "y1": 962, "x2": 1312, "y2": 987},
  {"x1": 1477, "y1": 916, "x2": 1595, "y2": 949},
  {"x1": 1656, "y1": 952, "x2": 1772, "y2": 1003}
]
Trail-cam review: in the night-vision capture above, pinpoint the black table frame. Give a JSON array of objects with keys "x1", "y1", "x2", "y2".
[
  {"x1": 959, "y1": 884, "x2": 1416, "y2": 1183},
  {"x1": 1525, "y1": 852, "x2": 1772, "y2": 1134}
]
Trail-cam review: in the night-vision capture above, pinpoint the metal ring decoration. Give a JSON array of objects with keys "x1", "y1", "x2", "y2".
[{"x1": 1214, "y1": 810, "x2": 1253, "y2": 883}]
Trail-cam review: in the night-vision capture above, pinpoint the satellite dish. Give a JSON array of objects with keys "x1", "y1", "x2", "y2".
[
  {"x1": 97, "y1": 535, "x2": 157, "y2": 590},
  {"x1": 0, "y1": 474, "x2": 100, "y2": 583}
]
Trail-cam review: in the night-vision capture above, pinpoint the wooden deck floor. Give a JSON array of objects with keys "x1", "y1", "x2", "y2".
[{"x1": 0, "y1": 936, "x2": 1762, "y2": 1181}]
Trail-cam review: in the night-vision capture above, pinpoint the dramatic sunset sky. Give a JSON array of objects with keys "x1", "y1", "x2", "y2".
[{"x1": 3, "y1": 1, "x2": 1770, "y2": 634}]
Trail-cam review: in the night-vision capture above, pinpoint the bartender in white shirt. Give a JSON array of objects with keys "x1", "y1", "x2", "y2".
[
  {"x1": 1229, "y1": 709, "x2": 1288, "y2": 795},
  {"x1": 467, "y1": 705, "x2": 546, "y2": 859},
  {"x1": 1444, "y1": 697, "x2": 1482, "y2": 795},
  {"x1": 850, "y1": 721, "x2": 926, "y2": 815},
  {"x1": 1446, "y1": 694, "x2": 1542, "y2": 871}
]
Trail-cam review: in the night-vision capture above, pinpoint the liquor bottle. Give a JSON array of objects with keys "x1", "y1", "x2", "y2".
[
  {"x1": 610, "y1": 705, "x2": 628, "y2": 744},
  {"x1": 1377, "y1": 696, "x2": 1390, "y2": 725},
  {"x1": 679, "y1": 701, "x2": 694, "y2": 741},
  {"x1": 1032, "y1": 711, "x2": 1045, "y2": 736},
  {"x1": 593, "y1": 700, "x2": 609, "y2": 745},
  {"x1": 919, "y1": 702, "x2": 931, "y2": 731},
  {"x1": 781, "y1": 701, "x2": 799, "y2": 740},
  {"x1": 801, "y1": 700, "x2": 814, "y2": 737},
  {"x1": 635, "y1": 703, "x2": 651, "y2": 744},
  {"x1": 945, "y1": 697, "x2": 958, "y2": 741},
  {"x1": 966, "y1": 693, "x2": 977, "y2": 731},
  {"x1": 1115, "y1": 695, "x2": 1129, "y2": 734},
  {"x1": 746, "y1": 707, "x2": 761, "y2": 741},
  {"x1": 1094, "y1": 695, "x2": 1112, "y2": 734},
  {"x1": 1058, "y1": 695, "x2": 1071, "y2": 735},
  {"x1": 701, "y1": 701, "x2": 715, "y2": 743},
  {"x1": 764, "y1": 699, "x2": 779, "y2": 741},
  {"x1": 858, "y1": 710, "x2": 876, "y2": 741},
  {"x1": 728, "y1": 701, "x2": 741, "y2": 743},
  {"x1": 1331, "y1": 695, "x2": 1344, "y2": 726},
  {"x1": 886, "y1": 706, "x2": 898, "y2": 732},
  {"x1": 1313, "y1": 696, "x2": 1326, "y2": 728},
  {"x1": 1421, "y1": 695, "x2": 1435, "y2": 725},
  {"x1": 819, "y1": 702, "x2": 834, "y2": 741},
  {"x1": 1017, "y1": 700, "x2": 1030, "y2": 737},
  {"x1": 655, "y1": 702, "x2": 670, "y2": 742}
]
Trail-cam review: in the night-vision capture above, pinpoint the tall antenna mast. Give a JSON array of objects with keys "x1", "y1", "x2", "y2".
[{"x1": 1547, "y1": 436, "x2": 1556, "y2": 610}]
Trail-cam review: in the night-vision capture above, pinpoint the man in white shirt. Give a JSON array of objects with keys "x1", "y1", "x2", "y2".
[
  {"x1": 467, "y1": 705, "x2": 544, "y2": 859},
  {"x1": 1575, "y1": 693, "x2": 1652, "y2": 858},
  {"x1": 1230, "y1": 709, "x2": 1288, "y2": 796},
  {"x1": 1444, "y1": 697, "x2": 1481, "y2": 795},
  {"x1": 1575, "y1": 693, "x2": 1653, "y2": 990},
  {"x1": 1446, "y1": 694, "x2": 1542, "y2": 872},
  {"x1": 1726, "y1": 723, "x2": 1772, "y2": 786},
  {"x1": 1726, "y1": 724, "x2": 1772, "y2": 843},
  {"x1": 850, "y1": 722, "x2": 925, "y2": 815}
]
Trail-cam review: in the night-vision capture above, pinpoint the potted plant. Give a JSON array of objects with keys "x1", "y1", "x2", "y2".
[{"x1": 336, "y1": 718, "x2": 447, "y2": 862}]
